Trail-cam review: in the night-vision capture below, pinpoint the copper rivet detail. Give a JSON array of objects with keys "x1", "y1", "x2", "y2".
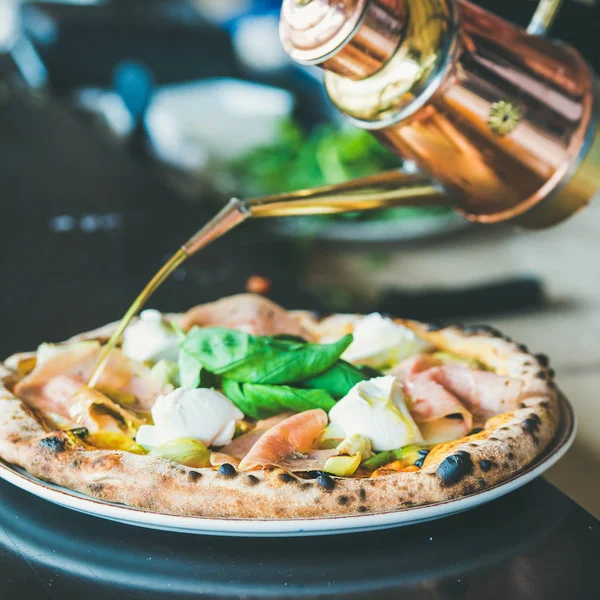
[{"x1": 488, "y1": 100, "x2": 523, "y2": 136}]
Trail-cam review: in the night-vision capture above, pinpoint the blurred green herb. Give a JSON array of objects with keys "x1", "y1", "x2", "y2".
[{"x1": 230, "y1": 119, "x2": 450, "y2": 223}]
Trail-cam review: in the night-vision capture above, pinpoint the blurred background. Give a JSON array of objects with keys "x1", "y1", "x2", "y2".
[{"x1": 0, "y1": 0, "x2": 599, "y2": 514}]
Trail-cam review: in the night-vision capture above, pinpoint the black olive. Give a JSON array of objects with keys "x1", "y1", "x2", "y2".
[
  {"x1": 316, "y1": 474, "x2": 335, "y2": 491},
  {"x1": 414, "y1": 458, "x2": 425, "y2": 468},
  {"x1": 437, "y1": 452, "x2": 473, "y2": 486},
  {"x1": 417, "y1": 449, "x2": 430, "y2": 457},
  {"x1": 218, "y1": 463, "x2": 237, "y2": 477}
]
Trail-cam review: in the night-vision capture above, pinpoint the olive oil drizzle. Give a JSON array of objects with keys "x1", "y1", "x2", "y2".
[{"x1": 87, "y1": 170, "x2": 443, "y2": 387}]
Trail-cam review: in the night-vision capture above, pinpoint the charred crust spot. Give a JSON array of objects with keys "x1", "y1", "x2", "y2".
[
  {"x1": 547, "y1": 368, "x2": 555, "y2": 378},
  {"x1": 479, "y1": 460, "x2": 492, "y2": 472},
  {"x1": 507, "y1": 452, "x2": 515, "y2": 460},
  {"x1": 278, "y1": 473, "x2": 296, "y2": 484},
  {"x1": 89, "y1": 483, "x2": 104, "y2": 493},
  {"x1": 523, "y1": 417, "x2": 540, "y2": 434},
  {"x1": 519, "y1": 402, "x2": 527, "y2": 409},
  {"x1": 517, "y1": 344, "x2": 528, "y2": 352},
  {"x1": 523, "y1": 361, "x2": 532, "y2": 366},
  {"x1": 91, "y1": 455, "x2": 121, "y2": 470},
  {"x1": 425, "y1": 322, "x2": 444, "y2": 331},
  {"x1": 502, "y1": 461, "x2": 510, "y2": 469},
  {"x1": 535, "y1": 353, "x2": 550, "y2": 367},
  {"x1": 337, "y1": 495, "x2": 350, "y2": 506},
  {"x1": 464, "y1": 484, "x2": 475, "y2": 494},
  {"x1": 536, "y1": 370, "x2": 547, "y2": 380},
  {"x1": 437, "y1": 453, "x2": 473, "y2": 486},
  {"x1": 358, "y1": 506, "x2": 369, "y2": 513},
  {"x1": 477, "y1": 478, "x2": 486, "y2": 490},
  {"x1": 188, "y1": 471, "x2": 202, "y2": 482},
  {"x1": 245, "y1": 474, "x2": 260, "y2": 486},
  {"x1": 300, "y1": 482, "x2": 312, "y2": 491},
  {"x1": 40, "y1": 436, "x2": 68, "y2": 453},
  {"x1": 359, "y1": 487, "x2": 367, "y2": 502},
  {"x1": 530, "y1": 413, "x2": 542, "y2": 425},
  {"x1": 316, "y1": 474, "x2": 335, "y2": 491},
  {"x1": 488, "y1": 437, "x2": 500, "y2": 442},
  {"x1": 540, "y1": 401, "x2": 550, "y2": 409},
  {"x1": 468, "y1": 427, "x2": 483, "y2": 436},
  {"x1": 467, "y1": 443, "x2": 478, "y2": 448},
  {"x1": 547, "y1": 380, "x2": 557, "y2": 390},
  {"x1": 500, "y1": 426, "x2": 510, "y2": 432},
  {"x1": 218, "y1": 463, "x2": 237, "y2": 478}
]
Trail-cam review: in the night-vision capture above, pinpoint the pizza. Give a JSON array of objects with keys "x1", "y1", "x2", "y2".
[{"x1": 0, "y1": 294, "x2": 560, "y2": 519}]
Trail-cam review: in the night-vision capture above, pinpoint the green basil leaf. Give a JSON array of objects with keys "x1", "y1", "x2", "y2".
[
  {"x1": 362, "y1": 450, "x2": 396, "y2": 471},
  {"x1": 303, "y1": 360, "x2": 372, "y2": 399},
  {"x1": 181, "y1": 327, "x2": 353, "y2": 384},
  {"x1": 222, "y1": 380, "x2": 336, "y2": 420}
]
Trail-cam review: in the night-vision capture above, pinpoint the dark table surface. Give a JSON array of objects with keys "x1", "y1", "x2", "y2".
[
  {"x1": 0, "y1": 477, "x2": 598, "y2": 600},
  {"x1": 1, "y1": 4, "x2": 599, "y2": 596}
]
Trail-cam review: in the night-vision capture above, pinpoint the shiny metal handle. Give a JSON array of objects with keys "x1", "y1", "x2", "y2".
[{"x1": 527, "y1": 0, "x2": 564, "y2": 35}]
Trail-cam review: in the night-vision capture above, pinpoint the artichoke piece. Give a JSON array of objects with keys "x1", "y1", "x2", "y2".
[
  {"x1": 336, "y1": 434, "x2": 373, "y2": 461},
  {"x1": 318, "y1": 423, "x2": 346, "y2": 449},
  {"x1": 323, "y1": 453, "x2": 361, "y2": 477},
  {"x1": 86, "y1": 432, "x2": 147, "y2": 455},
  {"x1": 150, "y1": 437, "x2": 211, "y2": 468},
  {"x1": 362, "y1": 444, "x2": 425, "y2": 470}
]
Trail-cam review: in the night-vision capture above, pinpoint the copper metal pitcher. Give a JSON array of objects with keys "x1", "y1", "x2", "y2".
[{"x1": 279, "y1": 0, "x2": 600, "y2": 228}]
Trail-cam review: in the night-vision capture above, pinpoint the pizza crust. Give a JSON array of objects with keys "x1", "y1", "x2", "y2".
[{"x1": 0, "y1": 318, "x2": 559, "y2": 519}]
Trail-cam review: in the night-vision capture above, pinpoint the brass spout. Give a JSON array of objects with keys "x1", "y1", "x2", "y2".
[{"x1": 244, "y1": 169, "x2": 445, "y2": 217}]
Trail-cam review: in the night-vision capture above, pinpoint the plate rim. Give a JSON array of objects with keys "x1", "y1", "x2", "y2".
[{"x1": 0, "y1": 395, "x2": 576, "y2": 536}]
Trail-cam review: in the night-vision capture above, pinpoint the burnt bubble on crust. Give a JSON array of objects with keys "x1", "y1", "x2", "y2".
[
  {"x1": 245, "y1": 474, "x2": 260, "y2": 486},
  {"x1": 188, "y1": 470, "x2": 202, "y2": 482},
  {"x1": 39, "y1": 436, "x2": 69, "y2": 454},
  {"x1": 535, "y1": 353, "x2": 550, "y2": 367},
  {"x1": 522, "y1": 416, "x2": 540, "y2": 434},
  {"x1": 437, "y1": 451, "x2": 473, "y2": 486},
  {"x1": 479, "y1": 459, "x2": 492, "y2": 472},
  {"x1": 278, "y1": 472, "x2": 296, "y2": 484},
  {"x1": 218, "y1": 463, "x2": 237, "y2": 478}
]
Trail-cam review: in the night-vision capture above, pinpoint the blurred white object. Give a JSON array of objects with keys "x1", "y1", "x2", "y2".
[
  {"x1": 233, "y1": 14, "x2": 289, "y2": 72},
  {"x1": 145, "y1": 78, "x2": 294, "y2": 170},
  {"x1": 0, "y1": 0, "x2": 19, "y2": 52},
  {"x1": 76, "y1": 88, "x2": 135, "y2": 137}
]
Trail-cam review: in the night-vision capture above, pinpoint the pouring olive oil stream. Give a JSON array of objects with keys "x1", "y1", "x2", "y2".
[{"x1": 87, "y1": 170, "x2": 443, "y2": 387}]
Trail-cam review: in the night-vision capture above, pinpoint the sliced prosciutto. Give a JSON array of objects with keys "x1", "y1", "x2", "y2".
[
  {"x1": 391, "y1": 355, "x2": 524, "y2": 442},
  {"x1": 424, "y1": 365, "x2": 523, "y2": 420},
  {"x1": 14, "y1": 341, "x2": 164, "y2": 429},
  {"x1": 214, "y1": 413, "x2": 294, "y2": 466},
  {"x1": 238, "y1": 409, "x2": 328, "y2": 471},
  {"x1": 180, "y1": 294, "x2": 309, "y2": 338}
]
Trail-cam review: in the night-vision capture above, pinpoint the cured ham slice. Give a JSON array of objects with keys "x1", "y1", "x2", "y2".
[
  {"x1": 180, "y1": 294, "x2": 309, "y2": 338},
  {"x1": 389, "y1": 354, "x2": 442, "y2": 383},
  {"x1": 391, "y1": 355, "x2": 524, "y2": 442},
  {"x1": 238, "y1": 409, "x2": 328, "y2": 471},
  {"x1": 419, "y1": 365, "x2": 523, "y2": 421},
  {"x1": 14, "y1": 342, "x2": 163, "y2": 429},
  {"x1": 216, "y1": 413, "x2": 294, "y2": 462}
]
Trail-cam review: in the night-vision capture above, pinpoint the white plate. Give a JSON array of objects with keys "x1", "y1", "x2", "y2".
[{"x1": 0, "y1": 396, "x2": 575, "y2": 537}]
